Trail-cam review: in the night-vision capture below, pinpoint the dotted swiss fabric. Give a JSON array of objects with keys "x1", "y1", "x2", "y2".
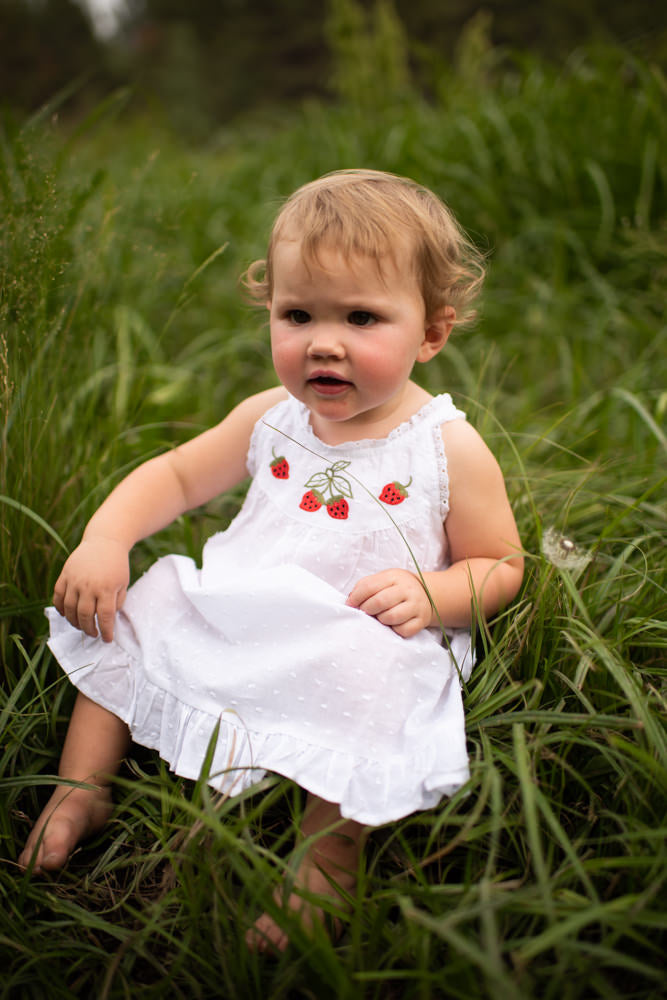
[{"x1": 46, "y1": 393, "x2": 474, "y2": 825}]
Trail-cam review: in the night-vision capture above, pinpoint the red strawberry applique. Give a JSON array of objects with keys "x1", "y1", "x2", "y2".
[
  {"x1": 300, "y1": 489, "x2": 323, "y2": 512},
  {"x1": 270, "y1": 448, "x2": 289, "y2": 479},
  {"x1": 326, "y1": 496, "x2": 349, "y2": 520},
  {"x1": 379, "y1": 476, "x2": 412, "y2": 505}
]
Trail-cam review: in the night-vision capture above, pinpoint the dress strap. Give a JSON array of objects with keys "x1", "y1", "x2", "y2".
[{"x1": 426, "y1": 393, "x2": 467, "y2": 427}]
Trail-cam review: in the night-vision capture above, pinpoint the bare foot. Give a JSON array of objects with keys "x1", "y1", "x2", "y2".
[
  {"x1": 246, "y1": 794, "x2": 363, "y2": 954},
  {"x1": 245, "y1": 857, "x2": 355, "y2": 953},
  {"x1": 18, "y1": 783, "x2": 113, "y2": 873}
]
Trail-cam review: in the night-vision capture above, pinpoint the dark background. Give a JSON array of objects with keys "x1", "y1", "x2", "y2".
[{"x1": 1, "y1": 0, "x2": 666, "y2": 129}]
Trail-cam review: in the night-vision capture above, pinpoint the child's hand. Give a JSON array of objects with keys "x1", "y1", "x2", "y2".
[
  {"x1": 346, "y1": 570, "x2": 433, "y2": 638},
  {"x1": 53, "y1": 537, "x2": 130, "y2": 643}
]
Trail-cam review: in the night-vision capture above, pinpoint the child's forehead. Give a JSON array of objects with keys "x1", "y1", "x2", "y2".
[{"x1": 272, "y1": 234, "x2": 415, "y2": 282}]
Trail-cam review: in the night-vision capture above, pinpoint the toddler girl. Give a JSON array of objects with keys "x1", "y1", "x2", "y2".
[{"x1": 19, "y1": 169, "x2": 523, "y2": 951}]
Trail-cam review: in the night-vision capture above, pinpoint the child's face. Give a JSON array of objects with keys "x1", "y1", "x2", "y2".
[{"x1": 269, "y1": 240, "x2": 450, "y2": 441}]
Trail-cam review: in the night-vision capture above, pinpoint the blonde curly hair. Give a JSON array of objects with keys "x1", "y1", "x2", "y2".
[{"x1": 243, "y1": 169, "x2": 485, "y2": 325}]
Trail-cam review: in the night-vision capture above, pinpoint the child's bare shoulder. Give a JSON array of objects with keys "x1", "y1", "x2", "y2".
[
  {"x1": 233, "y1": 385, "x2": 289, "y2": 424},
  {"x1": 216, "y1": 386, "x2": 289, "y2": 440},
  {"x1": 440, "y1": 417, "x2": 505, "y2": 488},
  {"x1": 441, "y1": 416, "x2": 492, "y2": 456}
]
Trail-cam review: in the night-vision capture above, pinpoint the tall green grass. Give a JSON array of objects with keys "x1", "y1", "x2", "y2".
[{"x1": 1, "y1": 20, "x2": 665, "y2": 999}]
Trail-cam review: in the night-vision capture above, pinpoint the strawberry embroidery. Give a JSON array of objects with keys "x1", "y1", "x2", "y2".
[
  {"x1": 326, "y1": 496, "x2": 349, "y2": 519},
  {"x1": 302, "y1": 461, "x2": 353, "y2": 520},
  {"x1": 379, "y1": 476, "x2": 412, "y2": 505},
  {"x1": 270, "y1": 448, "x2": 289, "y2": 479},
  {"x1": 300, "y1": 489, "x2": 323, "y2": 511}
]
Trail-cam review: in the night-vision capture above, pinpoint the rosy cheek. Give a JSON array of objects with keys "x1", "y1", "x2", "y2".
[
  {"x1": 270, "y1": 337, "x2": 297, "y2": 381},
  {"x1": 357, "y1": 350, "x2": 397, "y2": 387}
]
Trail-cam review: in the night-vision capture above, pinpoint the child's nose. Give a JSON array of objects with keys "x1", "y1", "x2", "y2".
[{"x1": 306, "y1": 326, "x2": 345, "y2": 358}]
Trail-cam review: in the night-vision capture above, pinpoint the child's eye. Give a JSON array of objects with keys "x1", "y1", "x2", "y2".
[
  {"x1": 348, "y1": 311, "x2": 375, "y2": 327},
  {"x1": 287, "y1": 309, "x2": 311, "y2": 324}
]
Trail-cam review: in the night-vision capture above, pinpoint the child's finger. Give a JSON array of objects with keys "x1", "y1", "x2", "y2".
[
  {"x1": 350, "y1": 583, "x2": 397, "y2": 617},
  {"x1": 52, "y1": 574, "x2": 68, "y2": 617},
  {"x1": 390, "y1": 616, "x2": 423, "y2": 639},
  {"x1": 346, "y1": 570, "x2": 394, "y2": 608},
  {"x1": 61, "y1": 587, "x2": 82, "y2": 632},
  {"x1": 96, "y1": 591, "x2": 122, "y2": 643},
  {"x1": 374, "y1": 598, "x2": 413, "y2": 626},
  {"x1": 369, "y1": 598, "x2": 426, "y2": 638},
  {"x1": 76, "y1": 595, "x2": 100, "y2": 638}
]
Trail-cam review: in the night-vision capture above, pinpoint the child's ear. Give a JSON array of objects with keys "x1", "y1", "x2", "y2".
[{"x1": 417, "y1": 306, "x2": 455, "y2": 363}]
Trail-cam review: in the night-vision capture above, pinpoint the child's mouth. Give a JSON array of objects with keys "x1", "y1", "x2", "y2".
[{"x1": 308, "y1": 375, "x2": 351, "y2": 395}]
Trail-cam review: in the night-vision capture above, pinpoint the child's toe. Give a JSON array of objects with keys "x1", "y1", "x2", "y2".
[{"x1": 246, "y1": 915, "x2": 289, "y2": 953}]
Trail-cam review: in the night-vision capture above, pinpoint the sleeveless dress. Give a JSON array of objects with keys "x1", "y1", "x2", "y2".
[{"x1": 46, "y1": 393, "x2": 474, "y2": 825}]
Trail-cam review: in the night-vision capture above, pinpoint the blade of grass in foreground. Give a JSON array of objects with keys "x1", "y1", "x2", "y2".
[{"x1": 0, "y1": 496, "x2": 68, "y2": 553}]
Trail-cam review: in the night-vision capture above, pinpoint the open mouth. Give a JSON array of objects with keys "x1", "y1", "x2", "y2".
[
  {"x1": 308, "y1": 374, "x2": 352, "y2": 395},
  {"x1": 310, "y1": 375, "x2": 348, "y2": 386}
]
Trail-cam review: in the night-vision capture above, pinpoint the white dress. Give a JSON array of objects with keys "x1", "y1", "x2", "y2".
[{"x1": 46, "y1": 393, "x2": 474, "y2": 825}]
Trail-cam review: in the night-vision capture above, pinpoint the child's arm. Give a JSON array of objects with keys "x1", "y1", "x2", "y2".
[
  {"x1": 53, "y1": 386, "x2": 287, "y2": 642},
  {"x1": 346, "y1": 420, "x2": 524, "y2": 638}
]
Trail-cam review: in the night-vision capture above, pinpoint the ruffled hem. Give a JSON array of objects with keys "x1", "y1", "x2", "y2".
[
  {"x1": 130, "y1": 689, "x2": 469, "y2": 825},
  {"x1": 46, "y1": 606, "x2": 471, "y2": 826}
]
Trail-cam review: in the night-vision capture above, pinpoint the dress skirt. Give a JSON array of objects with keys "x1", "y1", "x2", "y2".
[{"x1": 46, "y1": 558, "x2": 472, "y2": 825}]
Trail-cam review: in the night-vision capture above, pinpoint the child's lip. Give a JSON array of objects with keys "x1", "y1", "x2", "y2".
[{"x1": 307, "y1": 369, "x2": 352, "y2": 384}]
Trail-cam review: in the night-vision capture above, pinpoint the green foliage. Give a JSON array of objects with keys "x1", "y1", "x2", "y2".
[
  {"x1": 1, "y1": 27, "x2": 665, "y2": 1000},
  {"x1": 326, "y1": 0, "x2": 412, "y2": 108}
]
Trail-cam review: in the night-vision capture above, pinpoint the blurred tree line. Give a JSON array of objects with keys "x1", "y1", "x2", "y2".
[{"x1": 1, "y1": 0, "x2": 665, "y2": 131}]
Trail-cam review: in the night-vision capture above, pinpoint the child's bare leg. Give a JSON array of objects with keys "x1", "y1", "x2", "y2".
[
  {"x1": 18, "y1": 692, "x2": 130, "y2": 873},
  {"x1": 246, "y1": 793, "x2": 365, "y2": 953}
]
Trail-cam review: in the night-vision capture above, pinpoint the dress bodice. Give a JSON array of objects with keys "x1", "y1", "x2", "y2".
[{"x1": 202, "y1": 393, "x2": 466, "y2": 596}]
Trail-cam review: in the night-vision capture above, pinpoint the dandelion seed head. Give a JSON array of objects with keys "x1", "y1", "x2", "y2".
[{"x1": 541, "y1": 526, "x2": 592, "y2": 574}]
